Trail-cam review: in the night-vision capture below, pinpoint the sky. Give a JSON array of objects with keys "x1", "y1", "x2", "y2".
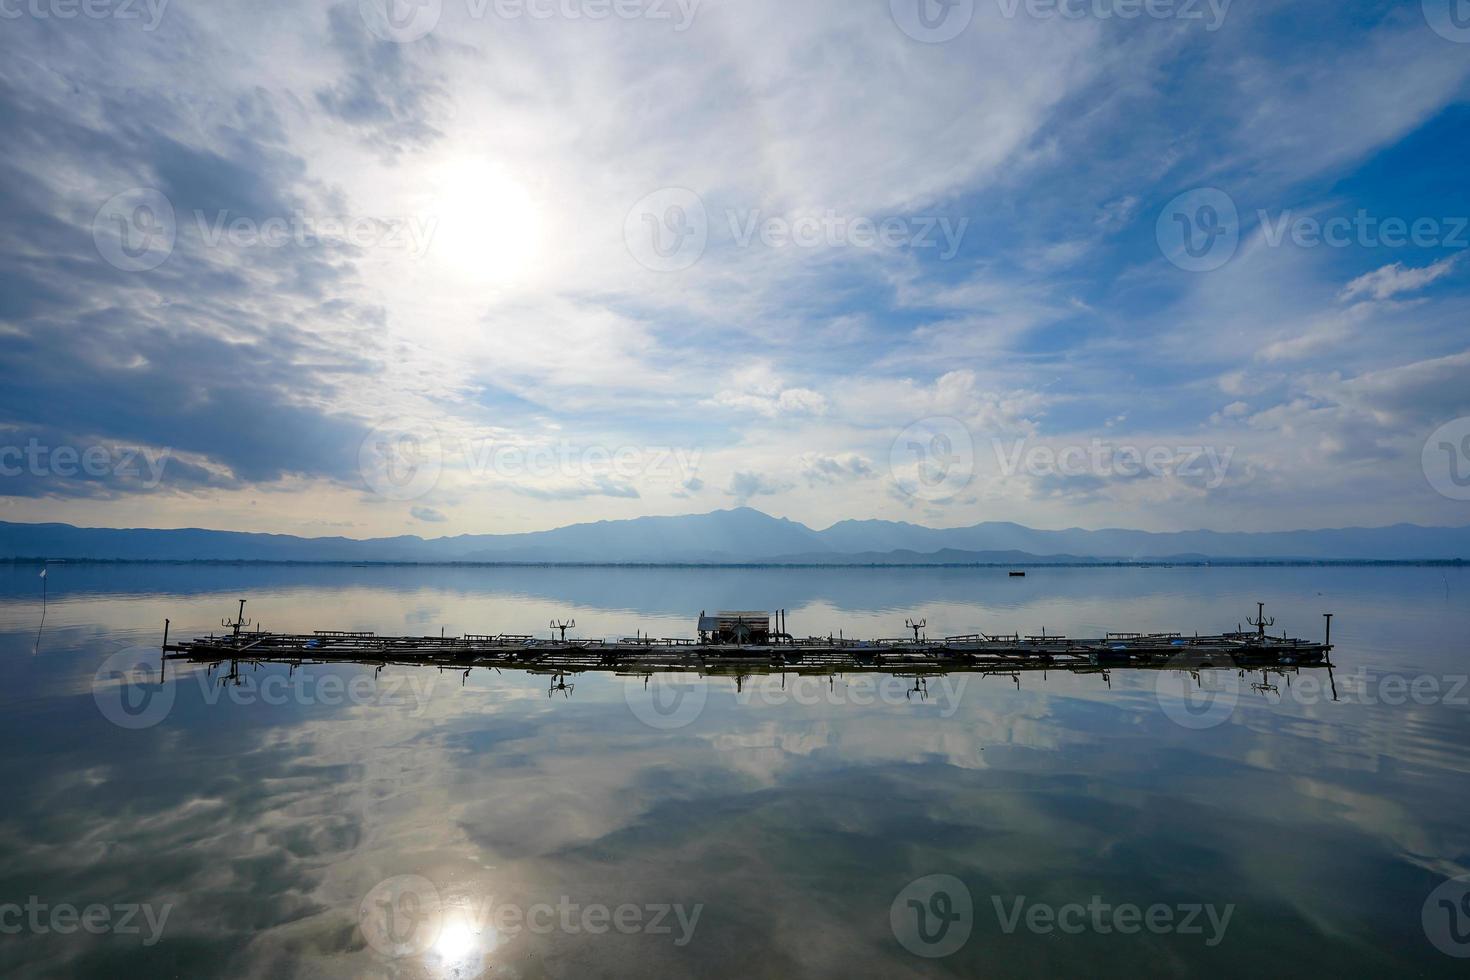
[{"x1": 1, "y1": 0, "x2": 1468, "y2": 537}]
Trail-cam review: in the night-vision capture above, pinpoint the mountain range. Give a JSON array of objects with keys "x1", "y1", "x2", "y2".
[{"x1": 3, "y1": 509, "x2": 1469, "y2": 563}]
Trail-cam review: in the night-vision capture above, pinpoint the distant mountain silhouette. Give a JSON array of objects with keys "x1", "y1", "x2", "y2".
[{"x1": 2, "y1": 508, "x2": 1468, "y2": 562}]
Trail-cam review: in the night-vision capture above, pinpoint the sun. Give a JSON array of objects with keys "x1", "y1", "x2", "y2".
[
  {"x1": 424, "y1": 157, "x2": 544, "y2": 283},
  {"x1": 423, "y1": 911, "x2": 494, "y2": 979}
]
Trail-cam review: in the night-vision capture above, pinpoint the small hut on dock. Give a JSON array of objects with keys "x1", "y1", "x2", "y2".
[{"x1": 697, "y1": 611, "x2": 772, "y2": 645}]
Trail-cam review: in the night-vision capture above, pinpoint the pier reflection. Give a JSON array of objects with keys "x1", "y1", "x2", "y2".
[{"x1": 165, "y1": 647, "x2": 1337, "y2": 709}]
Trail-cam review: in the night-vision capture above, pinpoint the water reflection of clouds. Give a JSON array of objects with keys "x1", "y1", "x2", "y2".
[{"x1": 2, "y1": 566, "x2": 1469, "y2": 975}]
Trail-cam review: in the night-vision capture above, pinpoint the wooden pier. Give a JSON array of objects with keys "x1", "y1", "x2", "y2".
[{"x1": 162, "y1": 602, "x2": 1335, "y2": 679}]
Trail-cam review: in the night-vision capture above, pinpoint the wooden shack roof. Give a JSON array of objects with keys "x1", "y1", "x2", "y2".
[{"x1": 698, "y1": 610, "x2": 772, "y2": 631}]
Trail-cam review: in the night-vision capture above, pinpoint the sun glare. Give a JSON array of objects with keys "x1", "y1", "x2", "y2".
[
  {"x1": 425, "y1": 913, "x2": 492, "y2": 979},
  {"x1": 426, "y1": 158, "x2": 544, "y2": 283}
]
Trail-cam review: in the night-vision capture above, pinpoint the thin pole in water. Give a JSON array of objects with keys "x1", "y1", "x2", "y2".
[
  {"x1": 160, "y1": 619, "x2": 170, "y2": 685},
  {"x1": 34, "y1": 561, "x2": 51, "y2": 654}
]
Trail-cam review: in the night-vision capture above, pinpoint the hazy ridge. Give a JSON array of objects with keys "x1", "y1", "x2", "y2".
[{"x1": 4, "y1": 508, "x2": 1469, "y2": 563}]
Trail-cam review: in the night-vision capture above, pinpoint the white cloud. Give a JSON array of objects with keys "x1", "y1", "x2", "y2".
[
  {"x1": 710, "y1": 363, "x2": 829, "y2": 418},
  {"x1": 726, "y1": 471, "x2": 794, "y2": 504},
  {"x1": 1340, "y1": 255, "x2": 1460, "y2": 303},
  {"x1": 4, "y1": 0, "x2": 1468, "y2": 536},
  {"x1": 800, "y1": 453, "x2": 876, "y2": 486}
]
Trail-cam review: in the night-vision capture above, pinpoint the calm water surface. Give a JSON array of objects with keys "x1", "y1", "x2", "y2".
[{"x1": 1, "y1": 563, "x2": 1468, "y2": 978}]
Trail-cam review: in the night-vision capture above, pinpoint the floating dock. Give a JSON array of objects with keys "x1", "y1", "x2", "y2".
[{"x1": 162, "y1": 602, "x2": 1334, "y2": 677}]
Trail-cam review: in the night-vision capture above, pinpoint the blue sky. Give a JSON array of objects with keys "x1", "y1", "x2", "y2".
[{"x1": 1, "y1": 0, "x2": 1468, "y2": 535}]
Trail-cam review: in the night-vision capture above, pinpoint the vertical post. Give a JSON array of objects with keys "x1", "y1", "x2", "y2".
[
  {"x1": 162, "y1": 618, "x2": 170, "y2": 651},
  {"x1": 1323, "y1": 612, "x2": 1333, "y2": 650}
]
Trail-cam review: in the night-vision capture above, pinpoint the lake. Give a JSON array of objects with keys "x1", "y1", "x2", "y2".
[{"x1": 1, "y1": 562, "x2": 1468, "y2": 977}]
